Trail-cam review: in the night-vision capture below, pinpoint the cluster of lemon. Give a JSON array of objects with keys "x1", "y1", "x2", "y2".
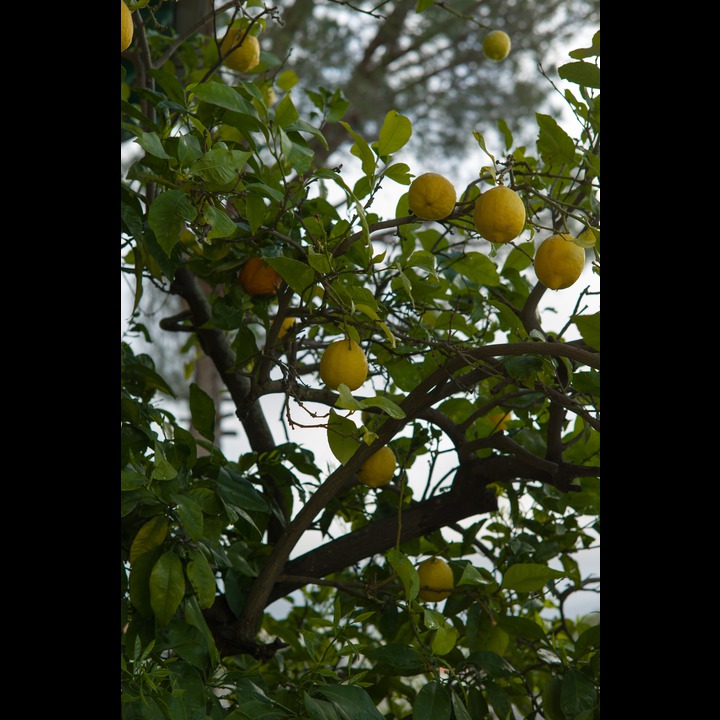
[{"x1": 407, "y1": 172, "x2": 587, "y2": 291}]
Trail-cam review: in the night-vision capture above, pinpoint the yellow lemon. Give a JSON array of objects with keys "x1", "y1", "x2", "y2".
[
  {"x1": 278, "y1": 316, "x2": 297, "y2": 339},
  {"x1": 483, "y1": 30, "x2": 511, "y2": 62},
  {"x1": 417, "y1": 557, "x2": 454, "y2": 602},
  {"x1": 220, "y1": 28, "x2": 260, "y2": 73},
  {"x1": 488, "y1": 411, "x2": 512, "y2": 431},
  {"x1": 357, "y1": 446, "x2": 397, "y2": 488},
  {"x1": 408, "y1": 173, "x2": 457, "y2": 221},
  {"x1": 121, "y1": 1, "x2": 133, "y2": 53},
  {"x1": 263, "y1": 84, "x2": 277, "y2": 106},
  {"x1": 319, "y1": 339, "x2": 369, "y2": 391},
  {"x1": 473, "y1": 185, "x2": 526, "y2": 243},
  {"x1": 534, "y1": 233, "x2": 585, "y2": 290}
]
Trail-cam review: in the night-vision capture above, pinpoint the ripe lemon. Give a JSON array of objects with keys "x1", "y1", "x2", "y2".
[
  {"x1": 121, "y1": 1, "x2": 133, "y2": 53},
  {"x1": 357, "y1": 446, "x2": 397, "y2": 488},
  {"x1": 408, "y1": 173, "x2": 457, "y2": 221},
  {"x1": 220, "y1": 28, "x2": 260, "y2": 72},
  {"x1": 417, "y1": 557, "x2": 454, "y2": 602},
  {"x1": 473, "y1": 185, "x2": 526, "y2": 243},
  {"x1": 319, "y1": 338, "x2": 368, "y2": 391},
  {"x1": 239, "y1": 257, "x2": 282, "y2": 296},
  {"x1": 534, "y1": 233, "x2": 586, "y2": 290},
  {"x1": 488, "y1": 411, "x2": 512, "y2": 430},
  {"x1": 483, "y1": 30, "x2": 511, "y2": 62},
  {"x1": 278, "y1": 316, "x2": 297, "y2": 339}
]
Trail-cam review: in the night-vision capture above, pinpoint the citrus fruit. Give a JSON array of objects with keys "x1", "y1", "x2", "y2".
[
  {"x1": 408, "y1": 173, "x2": 457, "y2": 221},
  {"x1": 262, "y1": 83, "x2": 276, "y2": 106},
  {"x1": 278, "y1": 316, "x2": 297, "y2": 339},
  {"x1": 121, "y1": 1, "x2": 133, "y2": 52},
  {"x1": 357, "y1": 446, "x2": 397, "y2": 488},
  {"x1": 473, "y1": 185, "x2": 526, "y2": 243},
  {"x1": 239, "y1": 257, "x2": 282, "y2": 296},
  {"x1": 534, "y1": 233, "x2": 585, "y2": 290},
  {"x1": 319, "y1": 338, "x2": 368, "y2": 391},
  {"x1": 220, "y1": 28, "x2": 260, "y2": 72},
  {"x1": 483, "y1": 30, "x2": 511, "y2": 62},
  {"x1": 488, "y1": 411, "x2": 512, "y2": 430},
  {"x1": 417, "y1": 557, "x2": 454, "y2": 602}
]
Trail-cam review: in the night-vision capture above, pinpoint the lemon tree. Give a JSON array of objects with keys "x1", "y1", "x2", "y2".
[{"x1": 121, "y1": 3, "x2": 599, "y2": 718}]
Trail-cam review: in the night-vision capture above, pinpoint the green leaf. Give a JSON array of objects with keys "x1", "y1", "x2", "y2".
[
  {"x1": 277, "y1": 70, "x2": 299, "y2": 91},
  {"x1": 190, "y1": 81, "x2": 256, "y2": 114},
  {"x1": 327, "y1": 409, "x2": 360, "y2": 465},
  {"x1": 147, "y1": 190, "x2": 197, "y2": 256},
  {"x1": 559, "y1": 60, "x2": 600, "y2": 88},
  {"x1": 177, "y1": 133, "x2": 203, "y2": 166},
  {"x1": 383, "y1": 162, "x2": 412, "y2": 185},
  {"x1": 573, "y1": 370, "x2": 600, "y2": 395},
  {"x1": 501, "y1": 563, "x2": 565, "y2": 592},
  {"x1": 304, "y1": 693, "x2": 341, "y2": 720},
  {"x1": 413, "y1": 681, "x2": 451, "y2": 720},
  {"x1": 335, "y1": 385, "x2": 366, "y2": 412},
  {"x1": 569, "y1": 30, "x2": 600, "y2": 59},
  {"x1": 574, "y1": 623, "x2": 600, "y2": 657},
  {"x1": 364, "y1": 644, "x2": 425, "y2": 675},
  {"x1": 386, "y1": 548, "x2": 419, "y2": 601},
  {"x1": 215, "y1": 468, "x2": 268, "y2": 513},
  {"x1": 560, "y1": 668, "x2": 598, "y2": 716},
  {"x1": 536, "y1": 113, "x2": 576, "y2": 166},
  {"x1": 186, "y1": 549, "x2": 217, "y2": 608},
  {"x1": 377, "y1": 110, "x2": 412, "y2": 156},
  {"x1": 148, "y1": 66, "x2": 186, "y2": 104},
  {"x1": 170, "y1": 493, "x2": 204, "y2": 542},
  {"x1": 448, "y1": 691, "x2": 472, "y2": 720},
  {"x1": 542, "y1": 676, "x2": 565, "y2": 720},
  {"x1": 275, "y1": 92, "x2": 300, "y2": 127},
  {"x1": 453, "y1": 251, "x2": 501, "y2": 286},
  {"x1": 149, "y1": 551, "x2": 185, "y2": 626},
  {"x1": 188, "y1": 147, "x2": 251, "y2": 185},
  {"x1": 496, "y1": 615, "x2": 546, "y2": 641},
  {"x1": 316, "y1": 685, "x2": 385, "y2": 720},
  {"x1": 204, "y1": 205, "x2": 237, "y2": 241},
  {"x1": 265, "y1": 256, "x2": 315, "y2": 296},
  {"x1": 486, "y1": 680, "x2": 513, "y2": 720},
  {"x1": 128, "y1": 547, "x2": 162, "y2": 617},
  {"x1": 361, "y1": 396, "x2": 406, "y2": 420},
  {"x1": 416, "y1": 0, "x2": 436, "y2": 13},
  {"x1": 468, "y1": 650, "x2": 517, "y2": 678},
  {"x1": 431, "y1": 623, "x2": 458, "y2": 656},
  {"x1": 129, "y1": 515, "x2": 168, "y2": 565},
  {"x1": 573, "y1": 311, "x2": 600, "y2": 350},
  {"x1": 241, "y1": 190, "x2": 266, "y2": 234},
  {"x1": 152, "y1": 443, "x2": 178, "y2": 481},
  {"x1": 472, "y1": 131, "x2": 496, "y2": 166},
  {"x1": 189, "y1": 382, "x2": 216, "y2": 441},
  {"x1": 136, "y1": 131, "x2": 173, "y2": 160},
  {"x1": 340, "y1": 122, "x2": 377, "y2": 178}
]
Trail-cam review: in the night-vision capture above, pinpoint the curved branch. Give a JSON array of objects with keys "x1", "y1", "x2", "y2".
[{"x1": 171, "y1": 266, "x2": 276, "y2": 451}]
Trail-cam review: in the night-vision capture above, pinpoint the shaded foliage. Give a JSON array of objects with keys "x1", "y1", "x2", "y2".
[{"x1": 121, "y1": 1, "x2": 600, "y2": 718}]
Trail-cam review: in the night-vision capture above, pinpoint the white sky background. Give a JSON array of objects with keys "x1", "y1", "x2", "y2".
[{"x1": 121, "y1": 15, "x2": 599, "y2": 623}]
